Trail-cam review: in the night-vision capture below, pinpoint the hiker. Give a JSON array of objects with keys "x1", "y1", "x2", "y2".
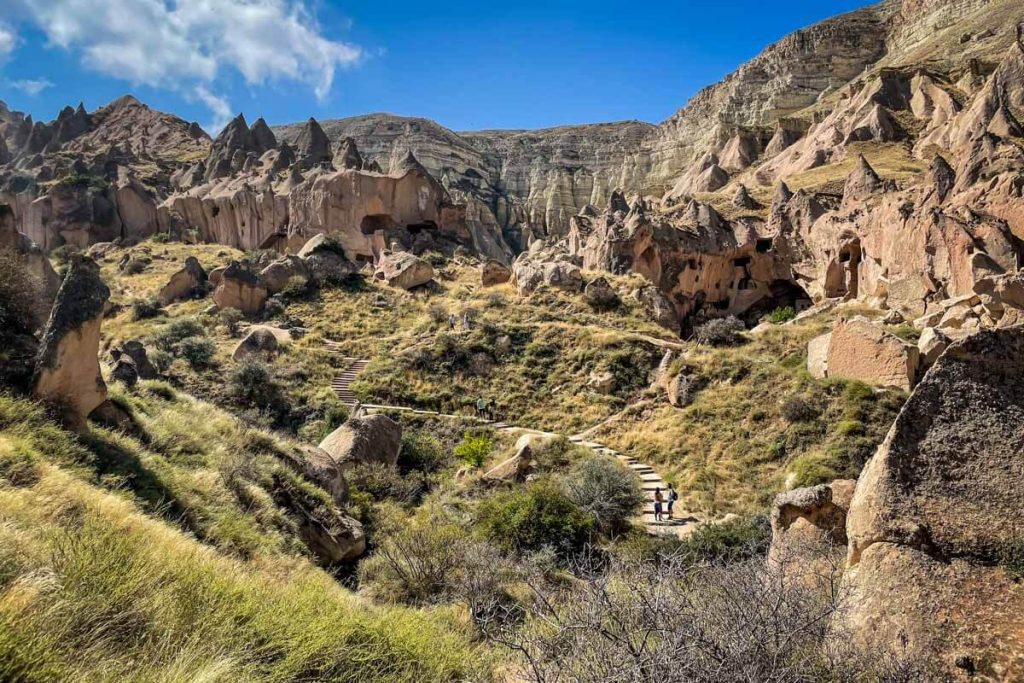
[
  {"x1": 462, "y1": 311, "x2": 472, "y2": 331},
  {"x1": 667, "y1": 483, "x2": 677, "y2": 519},
  {"x1": 487, "y1": 400, "x2": 496, "y2": 421},
  {"x1": 476, "y1": 397, "x2": 487, "y2": 418},
  {"x1": 653, "y1": 487, "x2": 664, "y2": 522},
  {"x1": 447, "y1": 313, "x2": 456, "y2": 331}
]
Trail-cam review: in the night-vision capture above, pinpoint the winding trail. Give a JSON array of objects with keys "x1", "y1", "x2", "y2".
[{"x1": 324, "y1": 343, "x2": 699, "y2": 536}]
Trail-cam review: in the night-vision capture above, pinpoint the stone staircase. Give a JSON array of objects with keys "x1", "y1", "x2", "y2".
[{"x1": 325, "y1": 345, "x2": 699, "y2": 536}]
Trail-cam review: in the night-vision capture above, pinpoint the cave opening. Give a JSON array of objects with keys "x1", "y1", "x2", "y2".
[{"x1": 360, "y1": 214, "x2": 397, "y2": 235}]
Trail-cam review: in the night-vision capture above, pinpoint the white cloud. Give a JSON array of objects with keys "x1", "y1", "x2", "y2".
[
  {"x1": 0, "y1": 23, "x2": 17, "y2": 62},
  {"x1": 8, "y1": 78, "x2": 54, "y2": 95},
  {"x1": 193, "y1": 84, "x2": 233, "y2": 134},
  {"x1": 8, "y1": 0, "x2": 362, "y2": 122}
]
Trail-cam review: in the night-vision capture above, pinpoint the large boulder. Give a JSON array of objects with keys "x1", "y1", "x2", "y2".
[
  {"x1": 232, "y1": 326, "x2": 282, "y2": 361},
  {"x1": 373, "y1": 250, "x2": 434, "y2": 290},
  {"x1": 211, "y1": 261, "x2": 267, "y2": 315},
  {"x1": 113, "y1": 340, "x2": 158, "y2": 380},
  {"x1": 482, "y1": 443, "x2": 534, "y2": 484},
  {"x1": 480, "y1": 259, "x2": 512, "y2": 287},
  {"x1": 297, "y1": 234, "x2": 357, "y2": 285},
  {"x1": 296, "y1": 444, "x2": 349, "y2": 507},
  {"x1": 636, "y1": 286, "x2": 679, "y2": 333},
  {"x1": 32, "y1": 256, "x2": 110, "y2": 431},
  {"x1": 157, "y1": 256, "x2": 207, "y2": 306},
  {"x1": 259, "y1": 255, "x2": 310, "y2": 294},
  {"x1": 318, "y1": 414, "x2": 402, "y2": 471},
  {"x1": 583, "y1": 276, "x2": 620, "y2": 309},
  {"x1": 825, "y1": 318, "x2": 919, "y2": 390},
  {"x1": 836, "y1": 328, "x2": 1024, "y2": 679}
]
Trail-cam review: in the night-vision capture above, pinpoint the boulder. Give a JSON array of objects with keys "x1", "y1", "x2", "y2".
[
  {"x1": 837, "y1": 328, "x2": 1024, "y2": 678},
  {"x1": 587, "y1": 370, "x2": 615, "y2": 394},
  {"x1": 666, "y1": 372, "x2": 691, "y2": 408},
  {"x1": 374, "y1": 250, "x2": 434, "y2": 290},
  {"x1": 916, "y1": 326, "x2": 949, "y2": 368},
  {"x1": 297, "y1": 444, "x2": 349, "y2": 507},
  {"x1": 32, "y1": 256, "x2": 110, "y2": 431},
  {"x1": 115, "y1": 340, "x2": 158, "y2": 380},
  {"x1": 481, "y1": 443, "x2": 534, "y2": 484},
  {"x1": 806, "y1": 332, "x2": 831, "y2": 379},
  {"x1": 480, "y1": 259, "x2": 512, "y2": 287},
  {"x1": 769, "y1": 479, "x2": 856, "y2": 563},
  {"x1": 637, "y1": 286, "x2": 679, "y2": 333},
  {"x1": 232, "y1": 326, "x2": 281, "y2": 361},
  {"x1": 259, "y1": 254, "x2": 310, "y2": 294},
  {"x1": 211, "y1": 261, "x2": 267, "y2": 315},
  {"x1": 542, "y1": 261, "x2": 583, "y2": 292},
  {"x1": 825, "y1": 318, "x2": 918, "y2": 390},
  {"x1": 109, "y1": 356, "x2": 138, "y2": 387},
  {"x1": 318, "y1": 414, "x2": 402, "y2": 471},
  {"x1": 298, "y1": 511, "x2": 365, "y2": 565},
  {"x1": 583, "y1": 276, "x2": 620, "y2": 309},
  {"x1": 157, "y1": 256, "x2": 207, "y2": 306}
]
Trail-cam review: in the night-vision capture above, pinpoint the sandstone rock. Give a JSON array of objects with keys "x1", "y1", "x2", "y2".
[
  {"x1": 583, "y1": 276, "x2": 619, "y2": 309},
  {"x1": 637, "y1": 286, "x2": 679, "y2": 333},
  {"x1": 318, "y1": 414, "x2": 402, "y2": 471},
  {"x1": 824, "y1": 318, "x2": 918, "y2": 390},
  {"x1": 373, "y1": 250, "x2": 434, "y2": 289},
  {"x1": 298, "y1": 511, "x2": 365, "y2": 565},
  {"x1": 297, "y1": 444, "x2": 349, "y2": 507},
  {"x1": 838, "y1": 328, "x2": 1024, "y2": 678},
  {"x1": 157, "y1": 256, "x2": 207, "y2": 306},
  {"x1": 109, "y1": 356, "x2": 138, "y2": 387},
  {"x1": 0, "y1": 204, "x2": 60, "y2": 305},
  {"x1": 733, "y1": 184, "x2": 757, "y2": 209},
  {"x1": 115, "y1": 340, "x2": 158, "y2": 380},
  {"x1": 806, "y1": 332, "x2": 831, "y2": 379},
  {"x1": 916, "y1": 326, "x2": 949, "y2": 368},
  {"x1": 666, "y1": 372, "x2": 691, "y2": 408},
  {"x1": 587, "y1": 370, "x2": 615, "y2": 394},
  {"x1": 480, "y1": 259, "x2": 512, "y2": 286},
  {"x1": 294, "y1": 117, "x2": 332, "y2": 170},
  {"x1": 32, "y1": 256, "x2": 110, "y2": 431},
  {"x1": 211, "y1": 261, "x2": 267, "y2": 315},
  {"x1": 842, "y1": 154, "x2": 884, "y2": 204},
  {"x1": 232, "y1": 326, "x2": 281, "y2": 361},
  {"x1": 482, "y1": 443, "x2": 533, "y2": 484},
  {"x1": 333, "y1": 136, "x2": 363, "y2": 171},
  {"x1": 542, "y1": 261, "x2": 583, "y2": 292},
  {"x1": 259, "y1": 254, "x2": 310, "y2": 294},
  {"x1": 769, "y1": 479, "x2": 855, "y2": 563}
]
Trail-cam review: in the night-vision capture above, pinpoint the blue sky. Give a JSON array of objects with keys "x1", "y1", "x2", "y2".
[{"x1": 0, "y1": 0, "x2": 871, "y2": 134}]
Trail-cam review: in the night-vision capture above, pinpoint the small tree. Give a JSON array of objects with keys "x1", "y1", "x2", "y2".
[
  {"x1": 454, "y1": 432, "x2": 492, "y2": 469},
  {"x1": 565, "y1": 456, "x2": 645, "y2": 533}
]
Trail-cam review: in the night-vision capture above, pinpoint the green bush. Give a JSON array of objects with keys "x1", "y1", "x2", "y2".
[
  {"x1": 178, "y1": 337, "x2": 215, "y2": 368},
  {"x1": 218, "y1": 308, "x2": 244, "y2": 336},
  {"x1": 454, "y1": 432, "x2": 492, "y2": 469},
  {"x1": 765, "y1": 306, "x2": 796, "y2": 324},
  {"x1": 565, "y1": 456, "x2": 644, "y2": 534},
  {"x1": 694, "y1": 316, "x2": 746, "y2": 346},
  {"x1": 781, "y1": 395, "x2": 818, "y2": 422},
  {"x1": 347, "y1": 462, "x2": 428, "y2": 505},
  {"x1": 131, "y1": 297, "x2": 163, "y2": 321},
  {"x1": 228, "y1": 359, "x2": 285, "y2": 412},
  {"x1": 398, "y1": 430, "x2": 446, "y2": 474},
  {"x1": 674, "y1": 514, "x2": 771, "y2": 564},
  {"x1": 476, "y1": 478, "x2": 595, "y2": 558},
  {"x1": 153, "y1": 318, "x2": 205, "y2": 351}
]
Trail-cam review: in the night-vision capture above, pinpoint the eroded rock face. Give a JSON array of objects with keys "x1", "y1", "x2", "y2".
[
  {"x1": 157, "y1": 255, "x2": 207, "y2": 306},
  {"x1": 318, "y1": 414, "x2": 402, "y2": 471},
  {"x1": 837, "y1": 328, "x2": 1024, "y2": 679},
  {"x1": 482, "y1": 443, "x2": 534, "y2": 484},
  {"x1": 259, "y1": 254, "x2": 309, "y2": 294},
  {"x1": 824, "y1": 318, "x2": 919, "y2": 390},
  {"x1": 32, "y1": 256, "x2": 110, "y2": 431},
  {"x1": 232, "y1": 326, "x2": 282, "y2": 361},
  {"x1": 0, "y1": 203, "x2": 59, "y2": 305},
  {"x1": 374, "y1": 250, "x2": 434, "y2": 289},
  {"x1": 769, "y1": 479, "x2": 856, "y2": 562}
]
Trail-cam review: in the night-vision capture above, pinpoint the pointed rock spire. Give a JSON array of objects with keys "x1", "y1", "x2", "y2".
[
  {"x1": 215, "y1": 113, "x2": 253, "y2": 151},
  {"x1": 733, "y1": 184, "x2": 756, "y2": 209},
  {"x1": 334, "y1": 136, "x2": 363, "y2": 171},
  {"x1": 390, "y1": 149, "x2": 429, "y2": 176},
  {"x1": 250, "y1": 117, "x2": 277, "y2": 155},
  {"x1": 843, "y1": 154, "x2": 884, "y2": 203},
  {"x1": 928, "y1": 155, "x2": 956, "y2": 203},
  {"x1": 295, "y1": 117, "x2": 332, "y2": 170},
  {"x1": 607, "y1": 190, "x2": 630, "y2": 215},
  {"x1": 774, "y1": 181, "x2": 793, "y2": 205}
]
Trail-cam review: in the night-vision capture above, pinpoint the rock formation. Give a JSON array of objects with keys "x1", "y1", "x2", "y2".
[
  {"x1": 811, "y1": 317, "x2": 919, "y2": 390},
  {"x1": 769, "y1": 479, "x2": 856, "y2": 563},
  {"x1": 32, "y1": 256, "x2": 110, "y2": 431},
  {"x1": 837, "y1": 327, "x2": 1024, "y2": 679},
  {"x1": 373, "y1": 250, "x2": 435, "y2": 290},
  {"x1": 318, "y1": 414, "x2": 403, "y2": 471},
  {"x1": 211, "y1": 261, "x2": 267, "y2": 314},
  {"x1": 157, "y1": 256, "x2": 207, "y2": 306}
]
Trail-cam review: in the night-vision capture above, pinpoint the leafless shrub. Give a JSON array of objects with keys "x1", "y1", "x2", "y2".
[{"x1": 477, "y1": 538, "x2": 928, "y2": 682}]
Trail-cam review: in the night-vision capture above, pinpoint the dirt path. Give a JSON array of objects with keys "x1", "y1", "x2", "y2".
[{"x1": 326, "y1": 346, "x2": 699, "y2": 537}]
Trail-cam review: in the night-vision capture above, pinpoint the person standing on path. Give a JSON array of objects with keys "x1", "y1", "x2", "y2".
[
  {"x1": 476, "y1": 397, "x2": 487, "y2": 418},
  {"x1": 654, "y1": 487, "x2": 665, "y2": 522},
  {"x1": 667, "y1": 483, "x2": 677, "y2": 519},
  {"x1": 448, "y1": 313, "x2": 457, "y2": 331}
]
